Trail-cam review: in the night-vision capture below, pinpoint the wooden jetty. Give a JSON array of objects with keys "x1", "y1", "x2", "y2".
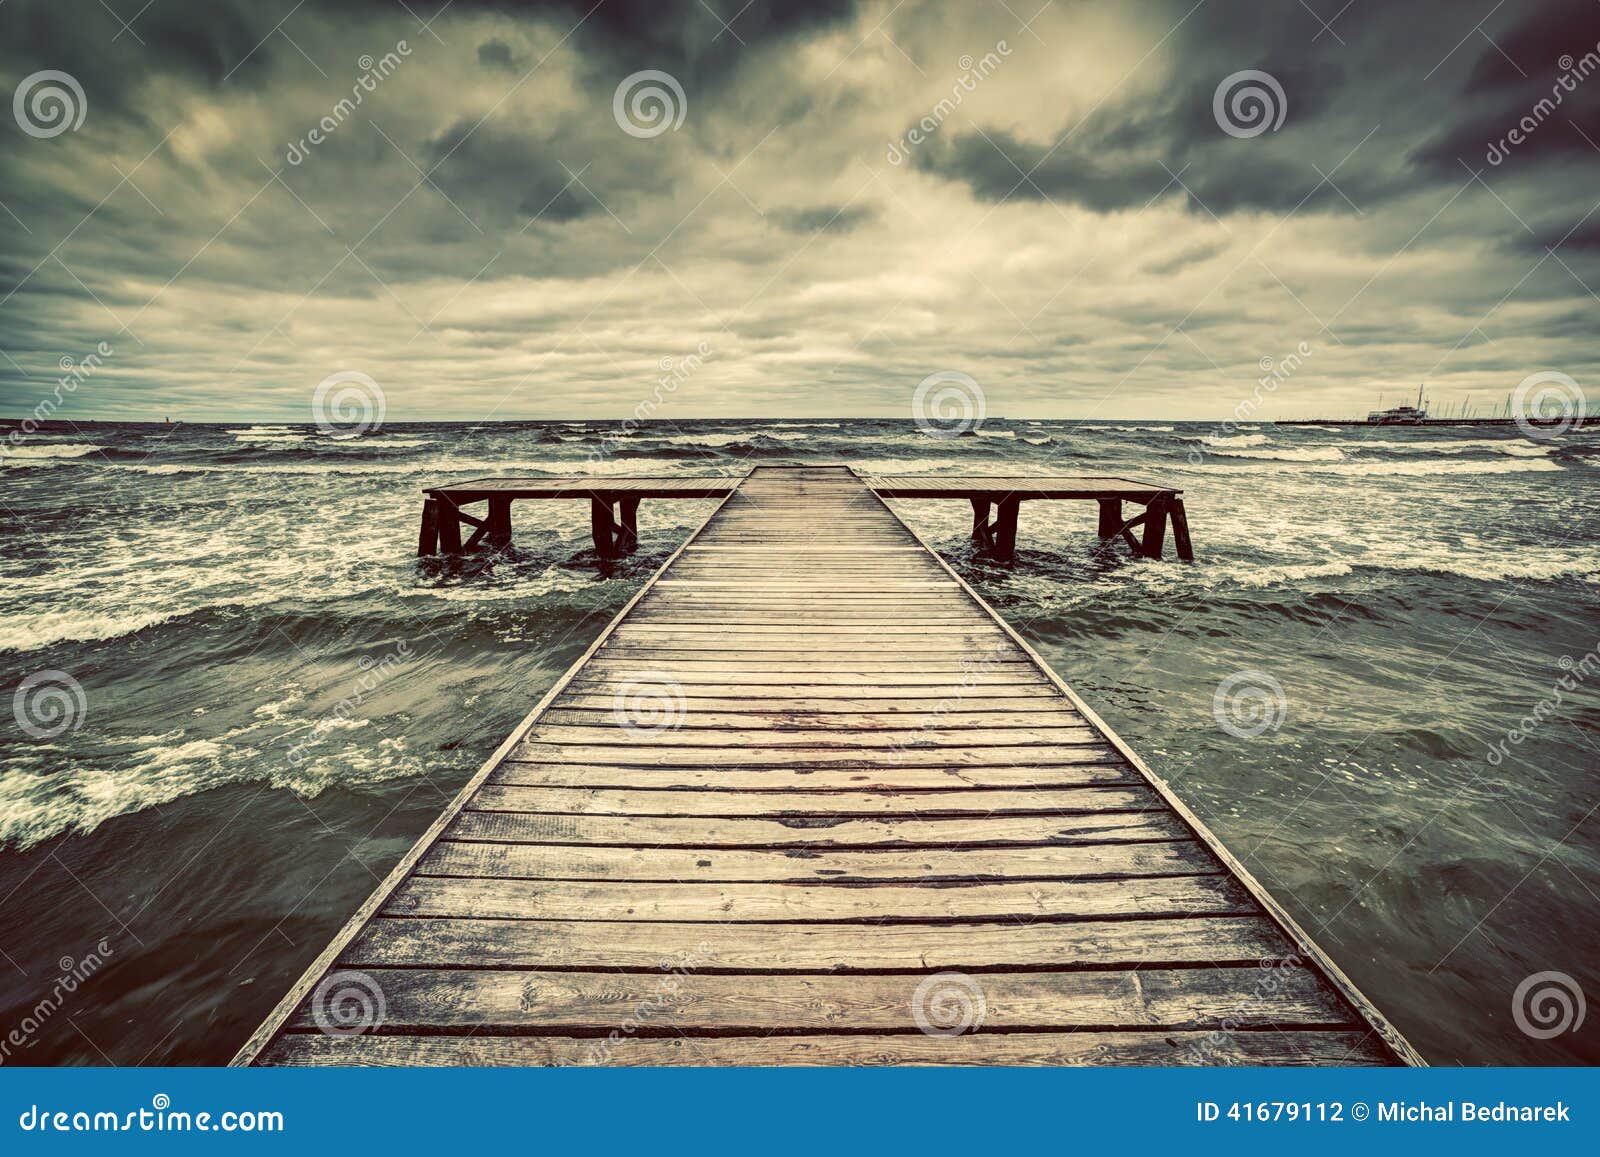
[
  {"x1": 237, "y1": 466, "x2": 1418, "y2": 1066},
  {"x1": 417, "y1": 470, "x2": 1193, "y2": 562}
]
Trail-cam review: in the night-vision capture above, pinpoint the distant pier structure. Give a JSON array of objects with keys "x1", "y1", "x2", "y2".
[{"x1": 416, "y1": 468, "x2": 1194, "y2": 563}]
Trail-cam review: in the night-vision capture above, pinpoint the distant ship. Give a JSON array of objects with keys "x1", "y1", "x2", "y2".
[{"x1": 1367, "y1": 384, "x2": 1428, "y2": 425}]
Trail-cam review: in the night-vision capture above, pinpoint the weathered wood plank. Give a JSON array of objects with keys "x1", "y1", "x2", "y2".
[
  {"x1": 261, "y1": 1030, "x2": 1390, "y2": 1067},
  {"x1": 467, "y1": 784, "x2": 1164, "y2": 817},
  {"x1": 382, "y1": 874, "x2": 1257, "y2": 922},
  {"x1": 518, "y1": 726, "x2": 1104, "y2": 749},
  {"x1": 446, "y1": 810, "x2": 1191, "y2": 847},
  {"x1": 486, "y1": 762, "x2": 1137, "y2": 790},
  {"x1": 509, "y1": 744, "x2": 1122, "y2": 767},
  {"x1": 283, "y1": 966, "x2": 1348, "y2": 1033},
  {"x1": 417, "y1": 839, "x2": 1220, "y2": 882},
  {"x1": 346, "y1": 914, "x2": 1293, "y2": 970},
  {"x1": 262, "y1": 1030, "x2": 1388, "y2": 1068}
]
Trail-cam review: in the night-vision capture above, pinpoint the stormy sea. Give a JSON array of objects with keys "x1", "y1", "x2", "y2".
[{"x1": 1, "y1": 416, "x2": 1596, "y2": 1065}]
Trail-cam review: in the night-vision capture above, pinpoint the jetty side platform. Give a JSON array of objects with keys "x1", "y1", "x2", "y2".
[
  {"x1": 417, "y1": 470, "x2": 1193, "y2": 562},
  {"x1": 238, "y1": 466, "x2": 1418, "y2": 1066}
]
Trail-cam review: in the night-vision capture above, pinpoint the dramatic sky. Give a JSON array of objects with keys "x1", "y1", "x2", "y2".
[{"x1": 1, "y1": 0, "x2": 1598, "y2": 421}]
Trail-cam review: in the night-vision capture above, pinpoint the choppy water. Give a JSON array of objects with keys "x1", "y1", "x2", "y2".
[{"x1": 1, "y1": 417, "x2": 1596, "y2": 1065}]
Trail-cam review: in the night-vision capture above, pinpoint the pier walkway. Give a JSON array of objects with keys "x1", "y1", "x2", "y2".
[{"x1": 238, "y1": 466, "x2": 1417, "y2": 1066}]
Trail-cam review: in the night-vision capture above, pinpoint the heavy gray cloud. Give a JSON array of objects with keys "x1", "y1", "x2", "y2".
[{"x1": 0, "y1": 0, "x2": 1597, "y2": 421}]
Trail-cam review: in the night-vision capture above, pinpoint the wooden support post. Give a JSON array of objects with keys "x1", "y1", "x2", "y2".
[
  {"x1": 991, "y1": 496, "x2": 1021, "y2": 562},
  {"x1": 418, "y1": 498, "x2": 440, "y2": 557},
  {"x1": 1097, "y1": 498, "x2": 1122, "y2": 539},
  {"x1": 436, "y1": 497, "x2": 463, "y2": 555},
  {"x1": 1140, "y1": 496, "x2": 1169, "y2": 560},
  {"x1": 1169, "y1": 497, "x2": 1194, "y2": 562},
  {"x1": 616, "y1": 497, "x2": 640, "y2": 554},
  {"x1": 590, "y1": 497, "x2": 618, "y2": 558},
  {"x1": 485, "y1": 496, "x2": 513, "y2": 552},
  {"x1": 969, "y1": 498, "x2": 993, "y2": 547}
]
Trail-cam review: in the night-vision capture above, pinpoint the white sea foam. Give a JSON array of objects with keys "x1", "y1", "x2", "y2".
[
  {"x1": 1212, "y1": 446, "x2": 1347, "y2": 462},
  {"x1": 1209, "y1": 457, "x2": 1566, "y2": 478},
  {"x1": 2, "y1": 443, "x2": 98, "y2": 462},
  {"x1": 1327, "y1": 437, "x2": 1551, "y2": 457}
]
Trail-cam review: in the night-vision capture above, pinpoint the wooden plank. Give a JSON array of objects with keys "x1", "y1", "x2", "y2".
[
  {"x1": 547, "y1": 694, "x2": 1080, "y2": 712},
  {"x1": 508, "y1": 744, "x2": 1121, "y2": 767},
  {"x1": 446, "y1": 810, "x2": 1190, "y2": 847},
  {"x1": 536, "y1": 709, "x2": 1088, "y2": 729},
  {"x1": 382, "y1": 874, "x2": 1257, "y2": 922},
  {"x1": 283, "y1": 966, "x2": 1347, "y2": 1033},
  {"x1": 466, "y1": 784, "x2": 1164, "y2": 817},
  {"x1": 517, "y1": 726, "x2": 1103, "y2": 749},
  {"x1": 486, "y1": 763, "x2": 1136, "y2": 790},
  {"x1": 263, "y1": 1030, "x2": 1388, "y2": 1068},
  {"x1": 417, "y1": 839, "x2": 1220, "y2": 882},
  {"x1": 558, "y1": 683, "x2": 1066, "y2": 701},
  {"x1": 345, "y1": 914, "x2": 1290, "y2": 970}
]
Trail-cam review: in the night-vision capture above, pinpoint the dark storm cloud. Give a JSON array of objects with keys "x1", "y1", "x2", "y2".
[
  {"x1": 477, "y1": 39, "x2": 520, "y2": 70},
  {"x1": 1, "y1": 0, "x2": 1598, "y2": 421},
  {"x1": 915, "y1": 0, "x2": 1600, "y2": 221},
  {"x1": 769, "y1": 204, "x2": 876, "y2": 234},
  {"x1": 1410, "y1": 0, "x2": 1600, "y2": 177}
]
